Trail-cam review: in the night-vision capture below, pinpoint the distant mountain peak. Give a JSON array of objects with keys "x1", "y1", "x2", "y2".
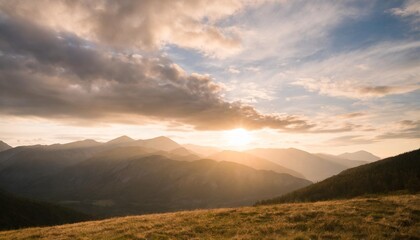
[
  {"x1": 0, "y1": 140, "x2": 12, "y2": 152},
  {"x1": 149, "y1": 136, "x2": 174, "y2": 141},
  {"x1": 134, "y1": 136, "x2": 181, "y2": 151},
  {"x1": 355, "y1": 150, "x2": 371, "y2": 154},
  {"x1": 106, "y1": 135, "x2": 134, "y2": 144},
  {"x1": 54, "y1": 139, "x2": 101, "y2": 149},
  {"x1": 78, "y1": 139, "x2": 99, "y2": 144},
  {"x1": 147, "y1": 136, "x2": 180, "y2": 145},
  {"x1": 338, "y1": 150, "x2": 380, "y2": 162}
]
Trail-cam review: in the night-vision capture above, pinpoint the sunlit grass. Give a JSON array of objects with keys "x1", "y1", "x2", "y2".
[{"x1": 1, "y1": 194, "x2": 418, "y2": 240}]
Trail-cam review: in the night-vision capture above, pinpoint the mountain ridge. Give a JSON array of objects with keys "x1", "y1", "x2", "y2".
[
  {"x1": 257, "y1": 148, "x2": 420, "y2": 205},
  {"x1": 247, "y1": 148, "x2": 348, "y2": 182},
  {"x1": 209, "y1": 150, "x2": 305, "y2": 179},
  {"x1": 338, "y1": 150, "x2": 380, "y2": 162}
]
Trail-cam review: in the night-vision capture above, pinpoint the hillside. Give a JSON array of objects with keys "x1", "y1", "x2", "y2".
[
  {"x1": 258, "y1": 148, "x2": 420, "y2": 205},
  {"x1": 0, "y1": 189, "x2": 89, "y2": 230},
  {"x1": 0, "y1": 194, "x2": 418, "y2": 239},
  {"x1": 209, "y1": 150, "x2": 305, "y2": 178},
  {"x1": 17, "y1": 154, "x2": 311, "y2": 217},
  {"x1": 247, "y1": 148, "x2": 348, "y2": 181}
]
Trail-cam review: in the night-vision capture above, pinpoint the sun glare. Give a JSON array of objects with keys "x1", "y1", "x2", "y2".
[{"x1": 225, "y1": 128, "x2": 253, "y2": 148}]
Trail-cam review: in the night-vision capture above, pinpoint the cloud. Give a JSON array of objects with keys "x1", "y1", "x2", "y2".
[
  {"x1": 0, "y1": 0, "x2": 254, "y2": 57},
  {"x1": 376, "y1": 120, "x2": 420, "y2": 140},
  {"x1": 230, "y1": 0, "x2": 363, "y2": 62},
  {"x1": 339, "y1": 112, "x2": 366, "y2": 119},
  {"x1": 390, "y1": 0, "x2": 420, "y2": 28},
  {"x1": 325, "y1": 135, "x2": 378, "y2": 146},
  {"x1": 308, "y1": 123, "x2": 360, "y2": 134},
  {"x1": 293, "y1": 78, "x2": 420, "y2": 99},
  {"x1": 227, "y1": 66, "x2": 241, "y2": 74},
  {"x1": 225, "y1": 81, "x2": 275, "y2": 103},
  {"x1": 0, "y1": 14, "x2": 315, "y2": 131},
  {"x1": 290, "y1": 40, "x2": 420, "y2": 99}
]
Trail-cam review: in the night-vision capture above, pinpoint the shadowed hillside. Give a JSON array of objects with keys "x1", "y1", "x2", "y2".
[
  {"x1": 0, "y1": 194, "x2": 418, "y2": 239},
  {"x1": 0, "y1": 137, "x2": 186, "y2": 193},
  {"x1": 257, "y1": 148, "x2": 420, "y2": 205},
  {"x1": 11, "y1": 153, "x2": 310, "y2": 217},
  {"x1": 0, "y1": 189, "x2": 89, "y2": 230},
  {"x1": 0, "y1": 145, "x2": 102, "y2": 193},
  {"x1": 0, "y1": 137, "x2": 311, "y2": 217}
]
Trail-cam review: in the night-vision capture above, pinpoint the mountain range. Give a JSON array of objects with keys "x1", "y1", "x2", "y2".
[
  {"x1": 0, "y1": 136, "x2": 383, "y2": 218},
  {"x1": 208, "y1": 150, "x2": 304, "y2": 178},
  {"x1": 247, "y1": 148, "x2": 352, "y2": 182},
  {"x1": 0, "y1": 137, "x2": 310, "y2": 217}
]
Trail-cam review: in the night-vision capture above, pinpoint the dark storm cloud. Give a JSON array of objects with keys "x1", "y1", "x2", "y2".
[{"x1": 0, "y1": 14, "x2": 314, "y2": 131}]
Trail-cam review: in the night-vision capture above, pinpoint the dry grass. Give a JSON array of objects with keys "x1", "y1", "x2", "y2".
[{"x1": 1, "y1": 194, "x2": 419, "y2": 240}]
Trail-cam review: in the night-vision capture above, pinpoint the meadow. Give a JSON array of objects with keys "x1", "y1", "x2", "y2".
[{"x1": 1, "y1": 194, "x2": 418, "y2": 240}]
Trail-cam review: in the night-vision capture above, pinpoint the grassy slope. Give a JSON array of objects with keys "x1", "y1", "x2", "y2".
[{"x1": 1, "y1": 194, "x2": 419, "y2": 240}]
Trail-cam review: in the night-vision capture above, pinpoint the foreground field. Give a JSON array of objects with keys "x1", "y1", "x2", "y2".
[{"x1": 1, "y1": 194, "x2": 419, "y2": 240}]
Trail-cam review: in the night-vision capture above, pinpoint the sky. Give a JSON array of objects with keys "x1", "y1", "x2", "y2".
[{"x1": 0, "y1": 0, "x2": 419, "y2": 157}]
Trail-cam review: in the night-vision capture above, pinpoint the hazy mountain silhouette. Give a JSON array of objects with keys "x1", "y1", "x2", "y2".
[
  {"x1": 21, "y1": 154, "x2": 311, "y2": 217},
  {"x1": 0, "y1": 141, "x2": 11, "y2": 152},
  {"x1": 0, "y1": 188, "x2": 89, "y2": 230},
  {"x1": 50, "y1": 139, "x2": 102, "y2": 149},
  {"x1": 0, "y1": 137, "x2": 311, "y2": 217},
  {"x1": 168, "y1": 147, "x2": 201, "y2": 161},
  {"x1": 183, "y1": 144, "x2": 221, "y2": 157},
  {"x1": 0, "y1": 135, "x2": 200, "y2": 192},
  {"x1": 209, "y1": 150, "x2": 305, "y2": 179},
  {"x1": 105, "y1": 135, "x2": 135, "y2": 145},
  {"x1": 127, "y1": 136, "x2": 182, "y2": 151},
  {"x1": 0, "y1": 145, "x2": 102, "y2": 193},
  {"x1": 338, "y1": 150, "x2": 380, "y2": 162},
  {"x1": 316, "y1": 153, "x2": 367, "y2": 168},
  {"x1": 247, "y1": 148, "x2": 348, "y2": 182},
  {"x1": 257, "y1": 148, "x2": 420, "y2": 205}
]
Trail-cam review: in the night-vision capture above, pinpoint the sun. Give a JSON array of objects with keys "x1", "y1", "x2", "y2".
[{"x1": 225, "y1": 128, "x2": 253, "y2": 148}]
